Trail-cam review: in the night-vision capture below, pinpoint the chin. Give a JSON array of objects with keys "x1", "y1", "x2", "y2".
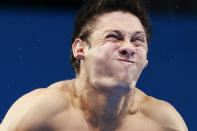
[
  {"x1": 116, "y1": 71, "x2": 138, "y2": 81},
  {"x1": 91, "y1": 75, "x2": 133, "y2": 95}
]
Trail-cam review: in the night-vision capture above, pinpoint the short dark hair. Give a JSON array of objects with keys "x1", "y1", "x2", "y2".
[{"x1": 70, "y1": 0, "x2": 152, "y2": 74}]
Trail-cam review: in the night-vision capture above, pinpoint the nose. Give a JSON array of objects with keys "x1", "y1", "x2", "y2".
[{"x1": 118, "y1": 45, "x2": 136, "y2": 59}]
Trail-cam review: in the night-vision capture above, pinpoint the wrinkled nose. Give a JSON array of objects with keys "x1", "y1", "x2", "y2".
[{"x1": 118, "y1": 45, "x2": 135, "y2": 58}]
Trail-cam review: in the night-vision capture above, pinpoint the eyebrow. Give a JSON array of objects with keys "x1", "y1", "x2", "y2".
[
  {"x1": 131, "y1": 31, "x2": 146, "y2": 37},
  {"x1": 104, "y1": 29, "x2": 146, "y2": 37}
]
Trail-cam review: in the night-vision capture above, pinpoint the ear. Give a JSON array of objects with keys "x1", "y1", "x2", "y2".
[{"x1": 72, "y1": 39, "x2": 86, "y2": 60}]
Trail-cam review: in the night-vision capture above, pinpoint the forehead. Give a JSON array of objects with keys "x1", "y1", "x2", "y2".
[{"x1": 93, "y1": 11, "x2": 145, "y2": 35}]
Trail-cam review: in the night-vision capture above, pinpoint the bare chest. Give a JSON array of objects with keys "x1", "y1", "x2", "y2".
[
  {"x1": 50, "y1": 110, "x2": 163, "y2": 131},
  {"x1": 116, "y1": 113, "x2": 164, "y2": 131}
]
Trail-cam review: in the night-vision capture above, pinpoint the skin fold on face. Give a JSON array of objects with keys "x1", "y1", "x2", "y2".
[{"x1": 74, "y1": 11, "x2": 148, "y2": 94}]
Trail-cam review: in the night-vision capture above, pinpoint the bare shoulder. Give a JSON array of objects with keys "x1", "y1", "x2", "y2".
[
  {"x1": 135, "y1": 88, "x2": 188, "y2": 131},
  {"x1": 0, "y1": 80, "x2": 75, "y2": 131}
]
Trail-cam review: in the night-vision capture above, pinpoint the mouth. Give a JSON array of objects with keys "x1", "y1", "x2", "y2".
[{"x1": 117, "y1": 59, "x2": 135, "y2": 64}]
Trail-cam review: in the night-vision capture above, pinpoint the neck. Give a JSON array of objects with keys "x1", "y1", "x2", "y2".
[{"x1": 74, "y1": 72, "x2": 137, "y2": 129}]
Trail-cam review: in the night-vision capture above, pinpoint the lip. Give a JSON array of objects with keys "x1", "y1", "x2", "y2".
[{"x1": 117, "y1": 59, "x2": 135, "y2": 64}]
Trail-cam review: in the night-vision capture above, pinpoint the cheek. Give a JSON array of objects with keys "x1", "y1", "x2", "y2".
[
  {"x1": 86, "y1": 43, "x2": 119, "y2": 73},
  {"x1": 136, "y1": 49, "x2": 147, "y2": 62},
  {"x1": 85, "y1": 46, "x2": 108, "y2": 67},
  {"x1": 92, "y1": 42, "x2": 118, "y2": 59},
  {"x1": 85, "y1": 49, "x2": 113, "y2": 77}
]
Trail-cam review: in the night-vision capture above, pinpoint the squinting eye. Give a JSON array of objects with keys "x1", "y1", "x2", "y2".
[
  {"x1": 131, "y1": 37, "x2": 146, "y2": 47},
  {"x1": 106, "y1": 34, "x2": 121, "y2": 40},
  {"x1": 136, "y1": 37, "x2": 145, "y2": 42},
  {"x1": 131, "y1": 37, "x2": 145, "y2": 43}
]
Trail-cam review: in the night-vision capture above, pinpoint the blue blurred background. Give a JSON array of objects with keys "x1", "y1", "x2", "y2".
[{"x1": 0, "y1": 1, "x2": 196, "y2": 130}]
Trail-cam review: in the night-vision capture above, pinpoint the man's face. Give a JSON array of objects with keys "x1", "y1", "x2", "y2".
[{"x1": 82, "y1": 11, "x2": 148, "y2": 90}]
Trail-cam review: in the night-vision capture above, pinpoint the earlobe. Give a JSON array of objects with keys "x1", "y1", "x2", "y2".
[{"x1": 72, "y1": 39, "x2": 85, "y2": 60}]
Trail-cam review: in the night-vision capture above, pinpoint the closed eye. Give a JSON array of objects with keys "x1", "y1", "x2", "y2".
[
  {"x1": 106, "y1": 34, "x2": 122, "y2": 40},
  {"x1": 131, "y1": 36, "x2": 145, "y2": 43},
  {"x1": 131, "y1": 36, "x2": 144, "y2": 42},
  {"x1": 130, "y1": 37, "x2": 146, "y2": 47}
]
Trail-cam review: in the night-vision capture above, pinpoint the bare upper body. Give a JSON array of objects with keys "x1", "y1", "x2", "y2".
[
  {"x1": 0, "y1": 10, "x2": 188, "y2": 131},
  {"x1": 0, "y1": 80, "x2": 188, "y2": 131}
]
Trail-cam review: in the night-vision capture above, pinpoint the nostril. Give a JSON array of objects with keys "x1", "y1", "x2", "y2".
[
  {"x1": 119, "y1": 49, "x2": 135, "y2": 57},
  {"x1": 120, "y1": 50, "x2": 127, "y2": 55},
  {"x1": 131, "y1": 51, "x2": 135, "y2": 56}
]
